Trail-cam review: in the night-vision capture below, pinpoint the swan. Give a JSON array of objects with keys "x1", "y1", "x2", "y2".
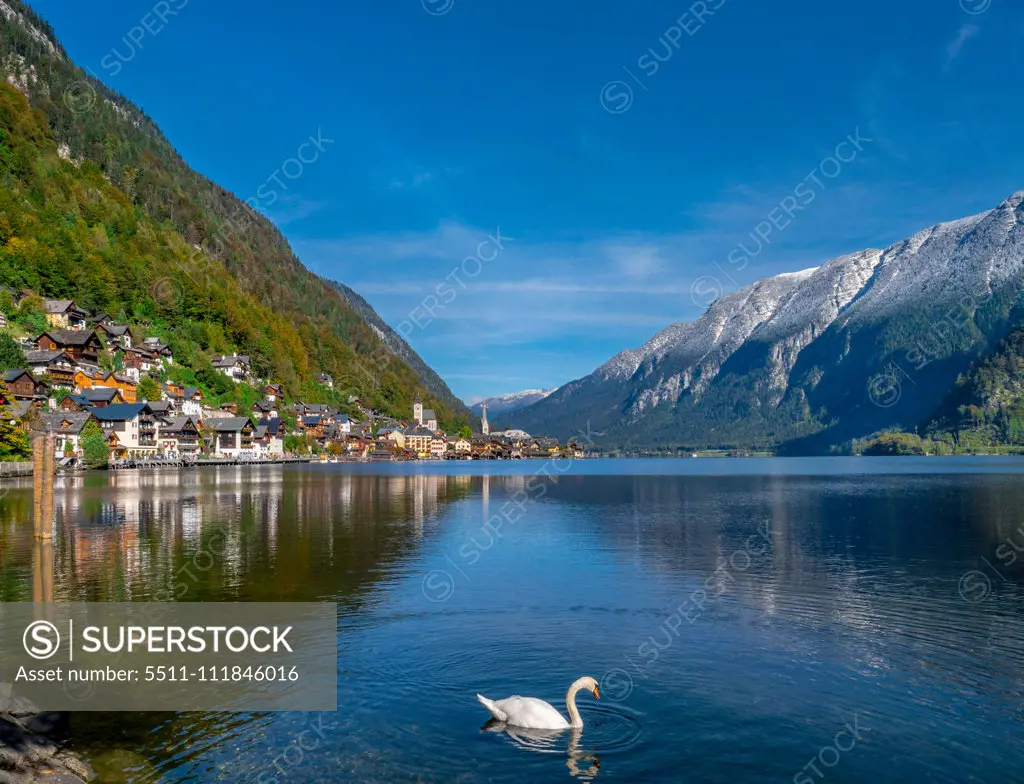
[{"x1": 477, "y1": 676, "x2": 600, "y2": 729}]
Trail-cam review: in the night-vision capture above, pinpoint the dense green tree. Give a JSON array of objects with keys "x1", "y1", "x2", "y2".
[
  {"x1": 138, "y1": 376, "x2": 162, "y2": 402},
  {"x1": 861, "y1": 433, "x2": 926, "y2": 456},
  {"x1": 80, "y1": 420, "x2": 110, "y2": 468},
  {"x1": 0, "y1": 332, "x2": 25, "y2": 371}
]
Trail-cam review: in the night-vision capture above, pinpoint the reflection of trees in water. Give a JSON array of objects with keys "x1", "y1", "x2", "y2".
[
  {"x1": 0, "y1": 467, "x2": 478, "y2": 773},
  {"x1": 0, "y1": 467, "x2": 474, "y2": 605},
  {"x1": 535, "y1": 472, "x2": 1024, "y2": 585}
]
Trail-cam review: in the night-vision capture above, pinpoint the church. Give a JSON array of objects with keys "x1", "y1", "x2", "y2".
[{"x1": 413, "y1": 395, "x2": 438, "y2": 431}]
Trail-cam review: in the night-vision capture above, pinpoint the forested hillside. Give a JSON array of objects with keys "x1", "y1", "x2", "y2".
[
  {"x1": 916, "y1": 322, "x2": 1024, "y2": 451},
  {"x1": 0, "y1": 0, "x2": 468, "y2": 429}
]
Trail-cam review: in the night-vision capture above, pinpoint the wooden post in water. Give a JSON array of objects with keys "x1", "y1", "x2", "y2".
[
  {"x1": 33, "y1": 433, "x2": 54, "y2": 540},
  {"x1": 32, "y1": 432, "x2": 44, "y2": 535}
]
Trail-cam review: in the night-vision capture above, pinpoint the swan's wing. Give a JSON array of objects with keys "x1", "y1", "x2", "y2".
[{"x1": 492, "y1": 696, "x2": 570, "y2": 730}]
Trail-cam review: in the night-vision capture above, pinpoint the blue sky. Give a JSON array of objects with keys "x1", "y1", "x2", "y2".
[{"x1": 38, "y1": 0, "x2": 1024, "y2": 402}]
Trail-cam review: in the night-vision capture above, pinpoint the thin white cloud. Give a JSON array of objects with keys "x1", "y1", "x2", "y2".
[
  {"x1": 945, "y1": 24, "x2": 979, "y2": 69},
  {"x1": 388, "y1": 169, "x2": 436, "y2": 190}
]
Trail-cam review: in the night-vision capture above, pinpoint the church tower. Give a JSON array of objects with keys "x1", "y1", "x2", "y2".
[
  {"x1": 481, "y1": 402, "x2": 489, "y2": 436},
  {"x1": 413, "y1": 395, "x2": 423, "y2": 426}
]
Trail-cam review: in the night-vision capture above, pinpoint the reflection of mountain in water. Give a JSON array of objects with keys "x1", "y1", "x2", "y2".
[{"x1": 524, "y1": 473, "x2": 1024, "y2": 696}]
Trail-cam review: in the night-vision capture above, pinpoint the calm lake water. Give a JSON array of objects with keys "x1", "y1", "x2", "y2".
[{"x1": 2, "y1": 458, "x2": 1024, "y2": 782}]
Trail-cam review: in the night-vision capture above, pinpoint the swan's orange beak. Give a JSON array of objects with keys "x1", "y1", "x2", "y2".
[{"x1": 593, "y1": 686, "x2": 600, "y2": 700}]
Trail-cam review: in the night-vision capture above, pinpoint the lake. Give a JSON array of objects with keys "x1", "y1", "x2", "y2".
[{"x1": 2, "y1": 458, "x2": 1024, "y2": 782}]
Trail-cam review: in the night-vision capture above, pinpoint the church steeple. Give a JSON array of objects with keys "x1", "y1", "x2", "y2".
[
  {"x1": 481, "y1": 402, "x2": 489, "y2": 436},
  {"x1": 413, "y1": 395, "x2": 423, "y2": 425}
]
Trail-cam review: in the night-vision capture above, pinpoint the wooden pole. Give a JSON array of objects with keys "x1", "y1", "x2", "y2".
[
  {"x1": 40, "y1": 433, "x2": 54, "y2": 540},
  {"x1": 32, "y1": 432, "x2": 44, "y2": 537},
  {"x1": 32, "y1": 433, "x2": 54, "y2": 540}
]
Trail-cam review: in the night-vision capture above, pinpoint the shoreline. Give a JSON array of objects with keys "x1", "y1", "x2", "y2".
[{"x1": 0, "y1": 702, "x2": 93, "y2": 782}]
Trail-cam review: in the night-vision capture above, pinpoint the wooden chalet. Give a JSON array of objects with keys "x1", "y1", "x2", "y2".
[
  {"x1": 35, "y1": 329, "x2": 102, "y2": 367},
  {"x1": 2, "y1": 369, "x2": 47, "y2": 400}
]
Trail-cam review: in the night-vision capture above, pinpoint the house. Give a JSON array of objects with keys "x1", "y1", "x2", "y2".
[
  {"x1": 180, "y1": 387, "x2": 202, "y2": 416},
  {"x1": 251, "y1": 424, "x2": 271, "y2": 457},
  {"x1": 146, "y1": 400, "x2": 174, "y2": 417},
  {"x1": 25, "y1": 350, "x2": 75, "y2": 387},
  {"x1": 3, "y1": 369, "x2": 47, "y2": 400},
  {"x1": 256, "y1": 418, "x2": 285, "y2": 456},
  {"x1": 378, "y1": 427, "x2": 405, "y2": 448},
  {"x1": 43, "y1": 300, "x2": 88, "y2": 330},
  {"x1": 96, "y1": 323, "x2": 132, "y2": 347},
  {"x1": 220, "y1": 402, "x2": 238, "y2": 415},
  {"x1": 157, "y1": 415, "x2": 201, "y2": 457},
  {"x1": 336, "y1": 414, "x2": 351, "y2": 435},
  {"x1": 74, "y1": 368, "x2": 137, "y2": 403},
  {"x1": 317, "y1": 373, "x2": 333, "y2": 389},
  {"x1": 299, "y1": 415, "x2": 323, "y2": 437},
  {"x1": 35, "y1": 330, "x2": 102, "y2": 367},
  {"x1": 79, "y1": 388, "x2": 124, "y2": 409},
  {"x1": 405, "y1": 426, "x2": 434, "y2": 457},
  {"x1": 60, "y1": 395, "x2": 90, "y2": 412},
  {"x1": 163, "y1": 383, "x2": 202, "y2": 416},
  {"x1": 454, "y1": 437, "x2": 472, "y2": 454},
  {"x1": 534, "y1": 437, "x2": 561, "y2": 454},
  {"x1": 264, "y1": 383, "x2": 284, "y2": 402},
  {"x1": 429, "y1": 434, "x2": 448, "y2": 457},
  {"x1": 141, "y1": 337, "x2": 172, "y2": 364},
  {"x1": 90, "y1": 313, "x2": 114, "y2": 328},
  {"x1": 252, "y1": 400, "x2": 278, "y2": 419},
  {"x1": 412, "y1": 395, "x2": 438, "y2": 432},
  {"x1": 40, "y1": 411, "x2": 95, "y2": 461},
  {"x1": 118, "y1": 347, "x2": 159, "y2": 380},
  {"x1": 206, "y1": 417, "x2": 256, "y2": 457},
  {"x1": 91, "y1": 403, "x2": 149, "y2": 458},
  {"x1": 211, "y1": 353, "x2": 251, "y2": 381},
  {"x1": 292, "y1": 402, "x2": 335, "y2": 420}
]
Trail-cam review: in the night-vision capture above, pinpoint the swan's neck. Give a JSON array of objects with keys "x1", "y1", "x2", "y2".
[{"x1": 565, "y1": 679, "x2": 588, "y2": 728}]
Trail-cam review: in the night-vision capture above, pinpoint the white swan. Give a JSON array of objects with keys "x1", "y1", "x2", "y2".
[{"x1": 477, "y1": 676, "x2": 600, "y2": 729}]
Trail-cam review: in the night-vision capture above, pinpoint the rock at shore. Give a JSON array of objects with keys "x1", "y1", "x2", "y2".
[{"x1": 0, "y1": 713, "x2": 93, "y2": 782}]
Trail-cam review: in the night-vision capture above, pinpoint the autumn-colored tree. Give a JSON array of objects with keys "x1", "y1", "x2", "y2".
[{"x1": 0, "y1": 382, "x2": 29, "y2": 459}]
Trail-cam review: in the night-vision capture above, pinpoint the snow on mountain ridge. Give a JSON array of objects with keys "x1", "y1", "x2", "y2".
[
  {"x1": 470, "y1": 388, "x2": 556, "y2": 417},
  {"x1": 506, "y1": 188, "x2": 1024, "y2": 449}
]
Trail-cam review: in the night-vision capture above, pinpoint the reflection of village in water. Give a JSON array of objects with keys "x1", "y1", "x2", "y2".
[
  {"x1": 4, "y1": 468, "x2": 1024, "y2": 781},
  {"x1": 10, "y1": 468, "x2": 1019, "y2": 620},
  {"x1": 0, "y1": 467, "x2": 481, "y2": 603}
]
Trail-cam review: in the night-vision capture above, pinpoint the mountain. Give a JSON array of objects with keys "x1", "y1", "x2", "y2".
[
  {"x1": 470, "y1": 388, "x2": 554, "y2": 418},
  {"x1": 507, "y1": 190, "x2": 1024, "y2": 454},
  {"x1": 0, "y1": 0, "x2": 468, "y2": 429},
  {"x1": 918, "y1": 321, "x2": 1024, "y2": 452},
  {"x1": 331, "y1": 282, "x2": 471, "y2": 418}
]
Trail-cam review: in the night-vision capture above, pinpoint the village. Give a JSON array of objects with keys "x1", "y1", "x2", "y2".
[{"x1": 0, "y1": 295, "x2": 585, "y2": 468}]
